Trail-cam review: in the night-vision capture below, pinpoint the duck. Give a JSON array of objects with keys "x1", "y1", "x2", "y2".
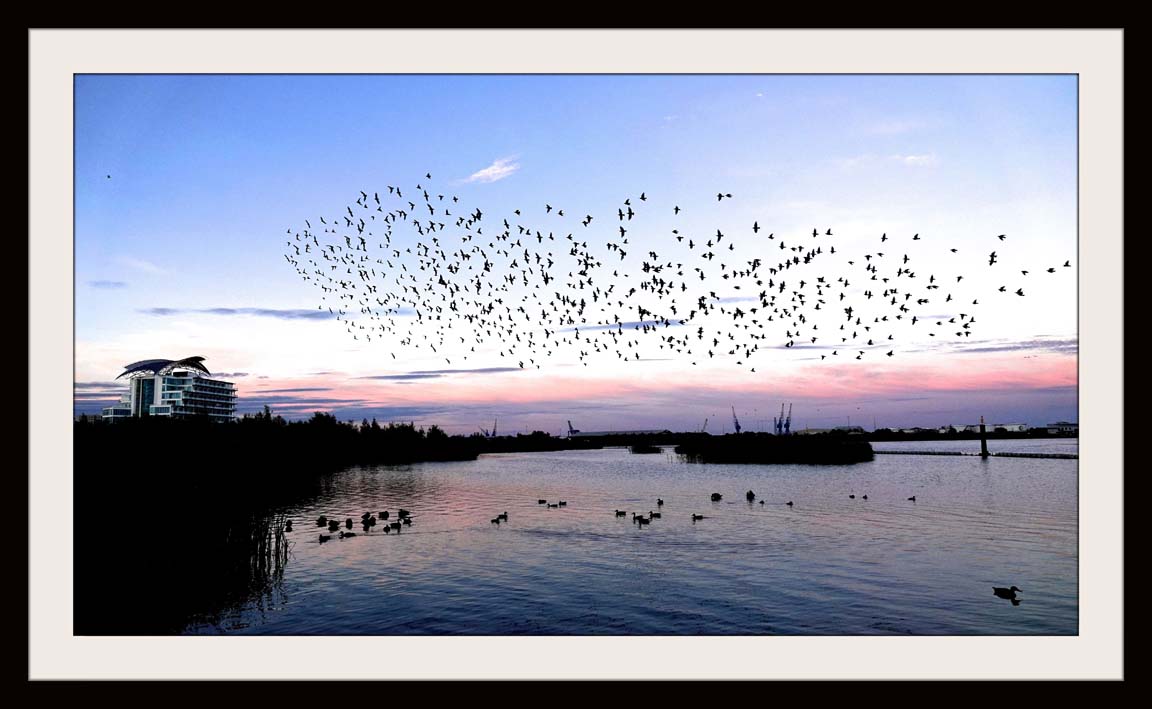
[
  {"x1": 498, "y1": 511, "x2": 509, "y2": 521},
  {"x1": 382, "y1": 525, "x2": 391, "y2": 534},
  {"x1": 636, "y1": 516, "x2": 651, "y2": 526},
  {"x1": 558, "y1": 501, "x2": 567, "y2": 507},
  {"x1": 339, "y1": 530, "x2": 356, "y2": 539},
  {"x1": 614, "y1": 509, "x2": 627, "y2": 517},
  {"x1": 537, "y1": 499, "x2": 547, "y2": 504},
  {"x1": 862, "y1": 495, "x2": 868, "y2": 500},
  {"x1": 381, "y1": 510, "x2": 390, "y2": 520},
  {"x1": 849, "y1": 494, "x2": 855, "y2": 499},
  {"x1": 711, "y1": 493, "x2": 723, "y2": 501},
  {"x1": 316, "y1": 515, "x2": 328, "y2": 527},
  {"x1": 548, "y1": 503, "x2": 559, "y2": 509},
  {"x1": 993, "y1": 586, "x2": 1022, "y2": 600},
  {"x1": 786, "y1": 501, "x2": 794, "y2": 507},
  {"x1": 656, "y1": 498, "x2": 664, "y2": 507},
  {"x1": 390, "y1": 521, "x2": 402, "y2": 532},
  {"x1": 491, "y1": 517, "x2": 502, "y2": 525},
  {"x1": 328, "y1": 520, "x2": 340, "y2": 532},
  {"x1": 398, "y1": 509, "x2": 411, "y2": 519},
  {"x1": 345, "y1": 518, "x2": 354, "y2": 529},
  {"x1": 284, "y1": 521, "x2": 293, "y2": 532},
  {"x1": 746, "y1": 490, "x2": 756, "y2": 502},
  {"x1": 691, "y1": 514, "x2": 705, "y2": 521},
  {"x1": 649, "y1": 510, "x2": 661, "y2": 519},
  {"x1": 759, "y1": 500, "x2": 765, "y2": 505},
  {"x1": 402, "y1": 516, "x2": 413, "y2": 525},
  {"x1": 318, "y1": 534, "x2": 331, "y2": 543},
  {"x1": 907, "y1": 496, "x2": 916, "y2": 502}
]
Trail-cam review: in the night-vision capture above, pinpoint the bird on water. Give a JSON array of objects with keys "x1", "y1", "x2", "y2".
[{"x1": 993, "y1": 585, "x2": 1022, "y2": 600}]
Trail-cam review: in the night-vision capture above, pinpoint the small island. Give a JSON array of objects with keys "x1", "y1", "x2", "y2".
[{"x1": 675, "y1": 431, "x2": 874, "y2": 464}]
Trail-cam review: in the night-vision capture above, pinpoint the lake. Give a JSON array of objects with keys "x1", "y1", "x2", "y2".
[{"x1": 186, "y1": 442, "x2": 1077, "y2": 635}]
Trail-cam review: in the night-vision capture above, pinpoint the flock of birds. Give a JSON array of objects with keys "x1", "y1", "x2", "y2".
[
  {"x1": 311, "y1": 509, "x2": 414, "y2": 543},
  {"x1": 281, "y1": 174, "x2": 1072, "y2": 372},
  {"x1": 295, "y1": 491, "x2": 1021, "y2": 605}
]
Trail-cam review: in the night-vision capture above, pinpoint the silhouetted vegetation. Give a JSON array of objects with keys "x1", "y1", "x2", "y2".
[
  {"x1": 675, "y1": 431, "x2": 874, "y2": 464},
  {"x1": 866, "y1": 427, "x2": 1077, "y2": 441},
  {"x1": 74, "y1": 409, "x2": 482, "y2": 634}
]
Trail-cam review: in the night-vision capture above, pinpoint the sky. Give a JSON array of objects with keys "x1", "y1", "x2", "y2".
[{"x1": 74, "y1": 75, "x2": 1078, "y2": 433}]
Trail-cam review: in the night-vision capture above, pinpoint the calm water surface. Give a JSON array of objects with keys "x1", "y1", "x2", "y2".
[{"x1": 187, "y1": 444, "x2": 1077, "y2": 635}]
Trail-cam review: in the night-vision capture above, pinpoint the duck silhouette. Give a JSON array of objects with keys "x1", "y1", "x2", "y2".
[
  {"x1": 711, "y1": 493, "x2": 723, "y2": 501},
  {"x1": 746, "y1": 490, "x2": 756, "y2": 502},
  {"x1": 615, "y1": 509, "x2": 627, "y2": 517},
  {"x1": 993, "y1": 585, "x2": 1022, "y2": 601}
]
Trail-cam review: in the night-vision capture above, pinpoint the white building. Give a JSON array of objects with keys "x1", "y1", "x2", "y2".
[
  {"x1": 102, "y1": 357, "x2": 236, "y2": 421},
  {"x1": 1047, "y1": 421, "x2": 1079, "y2": 435}
]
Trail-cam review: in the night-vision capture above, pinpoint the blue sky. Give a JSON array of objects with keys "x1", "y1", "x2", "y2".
[{"x1": 75, "y1": 74, "x2": 1077, "y2": 431}]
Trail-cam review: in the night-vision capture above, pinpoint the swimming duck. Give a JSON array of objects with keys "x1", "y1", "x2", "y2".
[
  {"x1": 636, "y1": 516, "x2": 651, "y2": 526},
  {"x1": 746, "y1": 490, "x2": 756, "y2": 502},
  {"x1": 538, "y1": 499, "x2": 547, "y2": 504},
  {"x1": 398, "y1": 509, "x2": 411, "y2": 519},
  {"x1": 691, "y1": 514, "x2": 705, "y2": 521},
  {"x1": 381, "y1": 511, "x2": 389, "y2": 520},
  {"x1": 318, "y1": 534, "x2": 331, "y2": 543},
  {"x1": 649, "y1": 511, "x2": 661, "y2": 519},
  {"x1": 316, "y1": 515, "x2": 328, "y2": 526},
  {"x1": 907, "y1": 496, "x2": 916, "y2": 502},
  {"x1": 615, "y1": 510, "x2": 627, "y2": 517},
  {"x1": 657, "y1": 498, "x2": 664, "y2": 507},
  {"x1": 339, "y1": 531, "x2": 356, "y2": 539},
  {"x1": 558, "y1": 501, "x2": 567, "y2": 507},
  {"x1": 711, "y1": 493, "x2": 723, "y2": 501},
  {"x1": 498, "y1": 512, "x2": 509, "y2": 521},
  {"x1": 390, "y1": 521, "x2": 402, "y2": 532},
  {"x1": 993, "y1": 586, "x2": 1022, "y2": 600},
  {"x1": 786, "y1": 501, "x2": 794, "y2": 507}
]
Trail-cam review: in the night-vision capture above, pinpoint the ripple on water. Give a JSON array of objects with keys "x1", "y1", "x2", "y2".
[{"x1": 185, "y1": 447, "x2": 1077, "y2": 635}]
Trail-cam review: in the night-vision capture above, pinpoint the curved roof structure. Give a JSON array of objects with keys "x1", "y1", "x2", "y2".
[{"x1": 116, "y1": 356, "x2": 212, "y2": 379}]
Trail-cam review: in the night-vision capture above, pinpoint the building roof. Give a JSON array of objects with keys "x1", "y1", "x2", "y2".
[{"x1": 116, "y1": 356, "x2": 211, "y2": 379}]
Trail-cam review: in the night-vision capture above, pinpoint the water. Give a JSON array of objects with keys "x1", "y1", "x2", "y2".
[{"x1": 185, "y1": 445, "x2": 1077, "y2": 635}]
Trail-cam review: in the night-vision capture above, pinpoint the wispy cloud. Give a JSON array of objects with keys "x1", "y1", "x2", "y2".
[
  {"x1": 88, "y1": 280, "x2": 127, "y2": 289},
  {"x1": 464, "y1": 156, "x2": 520, "y2": 184},
  {"x1": 359, "y1": 367, "x2": 522, "y2": 381},
  {"x1": 892, "y1": 153, "x2": 939, "y2": 167},
  {"x1": 562, "y1": 320, "x2": 686, "y2": 333},
  {"x1": 838, "y1": 153, "x2": 940, "y2": 170},
  {"x1": 117, "y1": 256, "x2": 165, "y2": 275},
  {"x1": 139, "y1": 307, "x2": 334, "y2": 320}
]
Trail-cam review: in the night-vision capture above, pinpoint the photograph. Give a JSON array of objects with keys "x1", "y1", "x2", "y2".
[{"x1": 30, "y1": 28, "x2": 1124, "y2": 680}]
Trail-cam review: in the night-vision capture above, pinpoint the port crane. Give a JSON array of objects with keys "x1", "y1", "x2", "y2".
[
  {"x1": 784, "y1": 404, "x2": 792, "y2": 435},
  {"x1": 479, "y1": 418, "x2": 498, "y2": 438},
  {"x1": 731, "y1": 406, "x2": 742, "y2": 434},
  {"x1": 700, "y1": 417, "x2": 709, "y2": 433},
  {"x1": 567, "y1": 420, "x2": 580, "y2": 437}
]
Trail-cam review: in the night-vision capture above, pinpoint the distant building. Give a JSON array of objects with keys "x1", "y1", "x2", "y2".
[
  {"x1": 569, "y1": 429, "x2": 670, "y2": 437},
  {"x1": 991, "y1": 423, "x2": 1028, "y2": 433},
  {"x1": 102, "y1": 356, "x2": 236, "y2": 421},
  {"x1": 1047, "y1": 421, "x2": 1079, "y2": 436}
]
